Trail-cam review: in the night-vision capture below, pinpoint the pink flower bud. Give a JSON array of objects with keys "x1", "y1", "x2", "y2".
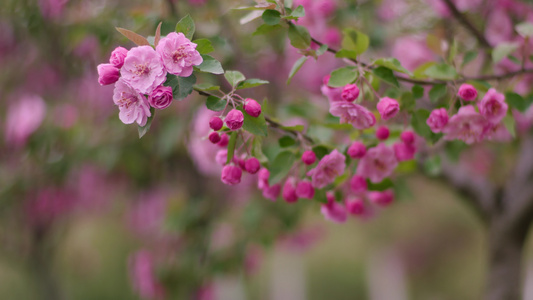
[
  {"x1": 215, "y1": 149, "x2": 227, "y2": 166},
  {"x1": 400, "y1": 130, "x2": 415, "y2": 144},
  {"x1": 282, "y1": 177, "x2": 299, "y2": 203},
  {"x1": 218, "y1": 133, "x2": 229, "y2": 147},
  {"x1": 341, "y1": 84, "x2": 360, "y2": 102},
  {"x1": 244, "y1": 98, "x2": 262, "y2": 117},
  {"x1": 301, "y1": 150, "x2": 317, "y2": 165},
  {"x1": 209, "y1": 132, "x2": 221, "y2": 144},
  {"x1": 346, "y1": 198, "x2": 365, "y2": 215},
  {"x1": 245, "y1": 157, "x2": 261, "y2": 174},
  {"x1": 377, "y1": 97, "x2": 400, "y2": 120},
  {"x1": 393, "y1": 142, "x2": 416, "y2": 161},
  {"x1": 426, "y1": 108, "x2": 449, "y2": 133},
  {"x1": 296, "y1": 180, "x2": 315, "y2": 199},
  {"x1": 321, "y1": 192, "x2": 347, "y2": 223},
  {"x1": 221, "y1": 165, "x2": 242, "y2": 185},
  {"x1": 478, "y1": 88, "x2": 508, "y2": 123},
  {"x1": 97, "y1": 63, "x2": 120, "y2": 85},
  {"x1": 209, "y1": 116, "x2": 223, "y2": 131},
  {"x1": 109, "y1": 46, "x2": 128, "y2": 68},
  {"x1": 225, "y1": 109, "x2": 244, "y2": 130},
  {"x1": 457, "y1": 84, "x2": 478, "y2": 101},
  {"x1": 263, "y1": 183, "x2": 281, "y2": 201},
  {"x1": 368, "y1": 190, "x2": 394, "y2": 207},
  {"x1": 349, "y1": 175, "x2": 367, "y2": 193},
  {"x1": 376, "y1": 126, "x2": 390, "y2": 140},
  {"x1": 347, "y1": 141, "x2": 366, "y2": 159},
  {"x1": 148, "y1": 86, "x2": 173, "y2": 109},
  {"x1": 235, "y1": 156, "x2": 246, "y2": 170},
  {"x1": 258, "y1": 168, "x2": 270, "y2": 189}
]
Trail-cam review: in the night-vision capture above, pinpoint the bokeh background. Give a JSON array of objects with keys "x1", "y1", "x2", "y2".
[{"x1": 1, "y1": 0, "x2": 533, "y2": 299}]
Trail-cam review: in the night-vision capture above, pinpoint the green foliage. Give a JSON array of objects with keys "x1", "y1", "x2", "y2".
[
  {"x1": 505, "y1": 92, "x2": 533, "y2": 112},
  {"x1": 226, "y1": 131, "x2": 238, "y2": 164},
  {"x1": 516, "y1": 22, "x2": 533, "y2": 38},
  {"x1": 328, "y1": 67, "x2": 358, "y2": 87},
  {"x1": 492, "y1": 42, "x2": 520, "y2": 63},
  {"x1": 237, "y1": 79, "x2": 269, "y2": 89},
  {"x1": 175, "y1": 15, "x2": 195, "y2": 40},
  {"x1": 164, "y1": 74, "x2": 196, "y2": 100},
  {"x1": 373, "y1": 58, "x2": 412, "y2": 75},
  {"x1": 242, "y1": 112, "x2": 268, "y2": 136},
  {"x1": 423, "y1": 64, "x2": 458, "y2": 80},
  {"x1": 284, "y1": 5, "x2": 305, "y2": 20},
  {"x1": 225, "y1": 70, "x2": 246, "y2": 87},
  {"x1": 269, "y1": 151, "x2": 296, "y2": 184},
  {"x1": 372, "y1": 66, "x2": 399, "y2": 87},
  {"x1": 341, "y1": 28, "x2": 369, "y2": 57},
  {"x1": 288, "y1": 23, "x2": 311, "y2": 49},
  {"x1": 196, "y1": 55, "x2": 224, "y2": 74},
  {"x1": 262, "y1": 10, "x2": 281, "y2": 25},
  {"x1": 137, "y1": 107, "x2": 156, "y2": 138},
  {"x1": 278, "y1": 136, "x2": 296, "y2": 147},
  {"x1": 287, "y1": 56, "x2": 309, "y2": 85},
  {"x1": 193, "y1": 38, "x2": 214, "y2": 54},
  {"x1": 205, "y1": 96, "x2": 227, "y2": 111},
  {"x1": 194, "y1": 83, "x2": 220, "y2": 92},
  {"x1": 429, "y1": 84, "x2": 447, "y2": 102},
  {"x1": 367, "y1": 178, "x2": 394, "y2": 191},
  {"x1": 462, "y1": 51, "x2": 478, "y2": 67},
  {"x1": 412, "y1": 85, "x2": 424, "y2": 99}
]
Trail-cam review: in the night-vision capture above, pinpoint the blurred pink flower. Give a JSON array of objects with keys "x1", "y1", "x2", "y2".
[
  {"x1": 129, "y1": 250, "x2": 165, "y2": 300},
  {"x1": 5, "y1": 94, "x2": 46, "y2": 146},
  {"x1": 121, "y1": 46, "x2": 166, "y2": 94},
  {"x1": 321, "y1": 192, "x2": 347, "y2": 223},
  {"x1": 307, "y1": 149, "x2": 346, "y2": 189},
  {"x1": 38, "y1": 0, "x2": 69, "y2": 20},
  {"x1": 442, "y1": 105, "x2": 490, "y2": 144},
  {"x1": 392, "y1": 37, "x2": 434, "y2": 71},
  {"x1": 356, "y1": 143, "x2": 398, "y2": 183},
  {"x1": 485, "y1": 9, "x2": 514, "y2": 46},
  {"x1": 156, "y1": 32, "x2": 203, "y2": 77},
  {"x1": 26, "y1": 188, "x2": 73, "y2": 227},
  {"x1": 128, "y1": 192, "x2": 167, "y2": 238}
]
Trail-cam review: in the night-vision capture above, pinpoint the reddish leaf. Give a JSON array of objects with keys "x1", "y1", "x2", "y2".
[
  {"x1": 154, "y1": 22, "x2": 162, "y2": 47},
  {"x1": 115, "y1": 27, "x2": 150, "y2": 46}
]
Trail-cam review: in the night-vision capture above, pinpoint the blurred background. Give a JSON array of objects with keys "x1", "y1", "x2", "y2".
[{"x1": 1, "y1": 0, "x2": 533, "y2": 299}]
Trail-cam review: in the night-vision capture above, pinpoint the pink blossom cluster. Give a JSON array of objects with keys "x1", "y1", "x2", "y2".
[
  {"x1": 97, "y1": 32, "x2": 203, "y2": 126},
  {"x1": 427, "y1": 85, "x2": 510, "y2": 144}
]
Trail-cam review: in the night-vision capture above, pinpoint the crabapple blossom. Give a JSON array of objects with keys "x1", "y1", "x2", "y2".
[
  {"x1": 307, "y1": 149, "x2": 346, "y2": 189},
  {"x1": 457, "y1": 84, "x2": 478, "y2": 101},
  {"x1": 282, "y1": 177, "x2": 299, "y2": 203},
  {"x1": 376, "y1": 126, "x2": 390, "y2": 140},
  {"x1": 156, "y1": 32, "x2": 203, "y2": 77},
  {"x1": 393, "y1": 141, "x2": 416, "y2": 161},
  {"x1": 329, "y1": 101, "x2": 376, "y2": 129},
  {"x1": 347, "y1": 141, "x2": 366, "y2": 159},
  {"x1": 243, "y1": 98, "x2": 262, "y2": 117},
  {"x1": 97, "y1": 63, "x2": 120, "y2": 85},
  {"x1": 478, "y1": 88, "x2": 508, "y2": 123},
  {"x1": 400, "y1": 130, "x2": 415, "y2": 144},
  {"x1": 349, "y1": 175, "x2": 367, "y2": 194},
  {"x1": 426, "y1": 108, "x2": 449, "y2": 133},
  {"x1": 346, "y1": 198, "x2": 366, "y2": 215},
  {"x1": 368, "y1": 190, "x2": 394, "y2": 207},
  {"x1": 5, "y1": 95, "x2": 46, "y2": 146},
  {"x1": 442, "y1": 105, "x2": 489, "y2": 144},
  {"x1": 221, "y1": 165, "x2": 242, "y2": 185},
  {"x1": 244, "y1": 157, "x2": 261, "y2": 174},
  {"x1": 209, "y1": 116, "x2": 223, "y2": 131},
  {"x1": 341, "y1": 83, "x2": 360, "y2": 102},
  {"x1": 357, "y1": 143, "x2": 398, "y2": 183},
  {"x1": 296, "y1": 180, "x2": 315, "y2": 199},
  {"x1": 148, "y1": 86, "x2": 173, "y2": 109},
  {"x1": 209, "y1": 132, "x2": 221, "y2": 144},
  {"x1": 321, "y1": 193, "x2": 347, "y2": 223},
  {"x1": 377, "y1": 97, "x2": 400, "y2": 120},
  {"x1": 301, "y1": 150, "x2": 317, "y2": 165},
  {"x1": 113, "y1": 79, "x2": 151, "y2": 126},
  {"x1": 121, "y1": 46, "x2": 166, "y2": 94},
  {"x1": 225, "y1": 109, "x2": 244, "y2": 130},
  {"x1": 218, "y1": 133, "x2": 229, "y2": 147},
  {"x1": 109, "y1": 46, "x2": 128, "y2": 68}
]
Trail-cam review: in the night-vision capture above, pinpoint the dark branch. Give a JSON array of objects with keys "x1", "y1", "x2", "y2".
[{"x1": 441, "y1": 0, "x2": 491, "y2": 49}]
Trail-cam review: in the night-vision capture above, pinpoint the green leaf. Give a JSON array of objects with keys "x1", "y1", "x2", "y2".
[
  {"x1": 138, "y1": 107, "x2": 156, "y2": 138},
  {"x1": 288, "y1": 23, "x2": 311, "y2": 49},
  {"x1": 164, "y1": 74, "x2": 197, "y2": 100},
  {"x1": 503, "y1": 115, "x2": 516, "y2": 138},
  {"x1": 429, "y1": 84, "x2": 447, "y2": 102},
  {"x1": 237, "y1": 78, "x2": 269, "y2": 89},
  {"x1": 411, "y1": 109, "x2": 432, "y2": 138},
  {"x1": 328, "y1": 67, "x2": 358, "y2": 87},
  {"x1": 335, "y1": 49, "x2": 359, "y2": 60},
  {"x1": 253, "y1": 24, "x2": 283, "y2": 36},
  {"x1": 372, "y1": 66, "x2": 399, "y2": 88},
  {"x1": 195, "y1": 55, "x2": 224, "y2": 74},
  {"x1": 448, "y1": 38, "x2": 458, "y2": 63},
  {"x1": 269, "y1": 151, "x2": 296, "y2": 184},
  {"x1": 205, "y1": 96, "x2": 227, "y2": 111},
  {"x1": 412, "y1": 62, "x2": 436, "y2": 79},
  {"x1": 373, "y1": 58, "x2": 412, "y2": 75},
  {"x1": 492, "y1": 42, "x2": 520, "y2": 63},
  {"x1": 252, "y1": 137, "x2": 268, "y2": 163},
  {"x1": 505, "y1": 92, "x2": 528, "y2": 112},
  {"x1": 193, "y1": 38, "x2": 214, "y2": 54},
  {"x1": 445, "y1": 140, "x2": 467, "y2": 162},
  {"x1": 312, "y1": 145, "x2": 330, "y2": 159},
  {"x1": 400, "y1": 92, "x2": 415, "y2": 112},
  {"x1": 278, "y1": 136, "x2": 296, "y2": 147},
  {"x1": 516, "y1": 22, "x2": 533, "y2": 38},
  {"x1": 175, "y1": 14, "x2": 195, "y2": 40},
  {"x1": 423, "y1": 64, "x2": 458, "y2": 80},
  {"x1": 243, "y1": 112, "x2": 268, "y2": 136},
  {"x1": 225, "y1": 70, "x2": 246, "y2": 87},
  {"x1": 284, "y1": 5, "x2": 305, "y2": 20},
  {"x1": 287, "y1": 56, "x2": 308, "y2": 85},
  {"x1": 367, "y1": 178, "x2": 394, "y2": 191},
  {"x1": 316, "y1": 44, "x2": 328, "y2": 56},
  {"x1": 341, "y1": 28, "x2": 369, "y2": 56},
  {"x1": 226, "y1": 131, "x2": 238, "y2": 164},
  {"x1": 262, "y1": 9, "x2": 281, "y2": 25},
  {"x1": 423, "y1": 155, "x2": 441, "y2": 176},
  {"x1": 193, "y1": 83, "x2": 220, "y2": 91},
  {"x1": 462, "y1": 51, "x2": 478, "y2": 67},
  {"x1": 280, "y1": 125, "x2": 305, "y2": 132},
  {"x1": 412, "y1": 85, "x2": 424, "y2": 99}
]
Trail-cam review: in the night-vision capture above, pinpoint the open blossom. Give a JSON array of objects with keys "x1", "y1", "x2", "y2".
[
  {"x1": 346, "y1": 197, "x2": 366, "y2": 215},
  {"x1": 321, "y1": 193, "x2": 347, "y2": 223},
  {"x1": 377, "y1": 97, "x2": 400, "y2": 120},
  {"x1": 110, "y1": 46, "x2": 128, "y2": 68},
  {"x1": 457, "y1": 84, "x2": 478, "y2": 101},
  {"x1": 156, "y1": 32, "x2": 203, "y2": 77},
  {"x1": 442, "y1": 105, "x2": 489, "y2": 144},
  {"x1": 121, "y1": 46, "x2": 166, "y2": 94},
  {"x1": 427, "y1": 108, "x2": 449, "y2": 133},
  {"x1": 148, "y1": 86, "x2": 173, "y2": 109},
  {"x1": 478, "y1": 88, "x2": 508, "y2": 123},
  {"x1": 357, "y1": 143, "x2": 398, "y2": 183},
  {"x1": 329, "y1": 101, "x2": 376, "y2": 129},
  {"x1": 307, "y1": 149, "x2": 346, "y2": 189},
  {"x1": 113, "y1": 79, "x2": 152, "y2": 126},
  {"x1": 5, "y1": 95, "x2": 46, "y2": 146},
  {"x1": 321, "y1": 75, "x2": 343, "y2": 101},
  {"x1": 341, "y1": 84, "x2": 360, "y2": 102}
]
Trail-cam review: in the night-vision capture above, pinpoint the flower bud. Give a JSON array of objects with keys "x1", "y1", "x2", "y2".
[
  {"x1": 301, "y1": 150, "x2": 317, "y2": 165},
  {"x1": 215, "y1": 149, "x2": 227, "y2": 166},
  {"x1": 282, "y1": 177, "x2": 298, "y2": 203},
  {"x1": 225, "y1": 109, "x2": 244, "y2": 130},
  {"x1": 347, "y1": 141, "x2": 366, "y2": 159},
  {"x1": 109, "y1": 46, "x2": 128, "y2": 68},
  {"x1": 221, "y1": 165, "x2": 242, "y2": 185},
  {"x1": 426, "y1": 108, "x2": 448, "y2": 133},
  {"x1": 263, "y1": 184, "x2": 281, "y2": 201},
  {"x1": 368, "y1": 190, "x2": 394, "y2": 207},
  {"x1": 341, "y1": 84, "x2": 360, "y2": 102},
  {"x1": 377, "y1": 97, "x2": 400, "y2": 120},
  {"x1": 218, "y1": 133, "x2": 229, "y2": 147},
  {"x1": 209, "y1": 132, "x2": 221, "y2": 144},
  {"x1": 346, "y1": 198, "x2": 365, "y2": 215},
  {"x1": 97, "y1": 63, "x2": 120, "y2": 85},
  {"x1": 258, "y1": 168, "x2": 270, "y2": 189},
  {"x1": 244, "y1": 157, "x2": 261, "y2": 174},
  {"x1": 400, "y1": 130, "x2": 415, "y2": 144},
  {"x1": 209, "y1": 116, "x2": 223, "y2": 131},
  {"x1": 349, "y1": 175, "x2": 367, "y2": 194},
  {"x1": 244, "y1": 98, "x2": 262, "y2": 117},
  {"x1": 457, "y1": 84, "x2": 478, "y2": 101},
  {"x1": 148, "y1": 86, "x2": 173, "y2": 109},
  {"x1": 393, "y1": 142, "x2": 416, "y2": 161},
  {"x1": 376, "y1": 126, "x2": 390, "y2": 140},
  {"x1": 295, "y1": 180, "x2": 315, "y2": 199}
]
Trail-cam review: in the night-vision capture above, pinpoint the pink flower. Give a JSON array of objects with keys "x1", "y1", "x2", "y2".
[
  {"x1": 244, "y1": 157, "x2": 261, "y2": 174},
  {"x1": 400, "y1": 130, "x2": 415, "y2": 144},
  {"x1": 225, "y1": 109, "x2": 244, "y2": 130},
  {"x1": 257, "y1": 168, "x2": 270, "y2": 189},
  {"x1": 244, "y1": 98, "x2": 262, "y2": 117},
  {"x1": 485, "y1": 123, "x2": 513, "y2": 142},
  {"x1": 110, "y1": 46, "x2": 128, "y2": 68},
  {"x1": 320, "y1": 192, "x2": 347, "y2": 223},
  {"x1": 346, "y1": 197, "x2": 366, "y2": 215},
  {"x1": 282, "y1": 177, "x2": 299, "y2": 203},
  {"x1": 113, "y1": 79, "x2": 152, "y2": 126},
  {"x1": 442, "y1": 105, "x2": 490, "y2": 144},
  {"x1": 307, "y1": 149, "x2": 346, "y2": 188},
  {"x1": 209, "y1": 116, "x2": 223, "y2": 131},
  {"x1": 426, "y1": 108, "x2": 449, "y2": 133},
  {"x1": 376, "y1": 126, "x2": 390, "y2": 140},
  {"x1": 347, "y1": 141, "x2": 366, "y2": 159},
  {"x1": 356, "y1": 143, "x2": 398, "y2": 183},
  {"x1": 301, "y1": 150, "x2": 317, "y2": 165},
  {"x1": 129, "y1": 250, "x2": 165, "y2": 300},
  {"x1": 478, "y1": 88, "x2": 508, "y2": 123},
  {"x1": 26, "y1": 188, "x2": 73, "y2": 227},
  {"x1": 341, "y1": 84, "x2": 360, "y2": 102},
  {"x1": 262, "y1": 184, "x2": 281, "y2": 201},
  {"x1": 209, "y1": 132, "x2": 221, "y2": 144},
  {"x1": 377, "y1": 97, "x2": 400, "y2": 120},
  {"x1": 215, "y1": 149, "x2": 227, "y2": 166},
  {"x1": 457, "y1": 84, "x2": 478, "y2": 101},
  {"x1": 218, "y1": 133, "x2": 229, "y2": 147},
  {"x1": 485, "y1": 9, "x2": 514, "y2": 46},
  {"x1": 329, "y1": 101, "x2": 376, "y2": 129},
  {"x1": 121, "y1": 46, "x2": 166, "y2": 94},
  {"x1": 368, "y1": 190, "x2": 394, "y2": 207},
  {"x1": 296, "y1": 180, "x2": 315, "y2": 199},
  {"x1": 156, "y1": 32, "x2": 203, "y2": 77},
  {"x1": 349, "y1": 175, "x2": 367, "y2": 194},
  {"x1": 221, "y1": 165, "x2": 242, "y2": 185},
  {"x1": 5, "y1": 95, "x2": 46, "y2": 146},
  {"x1": 38, "y1": 0, "x2": 68, "y2": 20},
  {"x1": 148, "y1": 85, "x2": 173, "y2": 109},
  {"x1": 97, "y1": 63, "x2": 120, "y2": 86},
  {"x1": 393, "y1": 142, "x2": 416, "y2": 161}
]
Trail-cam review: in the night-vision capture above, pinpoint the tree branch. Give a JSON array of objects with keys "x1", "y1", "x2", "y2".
[{"x1": 441, "y1": 0, "x2": 491, "y2": 49}]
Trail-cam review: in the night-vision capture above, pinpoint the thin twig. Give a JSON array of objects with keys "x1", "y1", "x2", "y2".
[{"x1": 441, "y1": 0, "x2": 491, "y2": 49}]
